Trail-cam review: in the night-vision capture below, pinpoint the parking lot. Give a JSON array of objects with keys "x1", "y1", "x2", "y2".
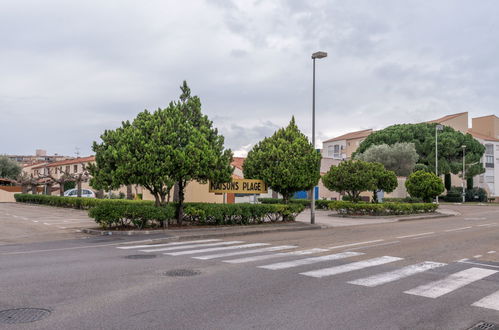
[{"x1": 0, "y1": 203, "x2": 95, "y2": 244}]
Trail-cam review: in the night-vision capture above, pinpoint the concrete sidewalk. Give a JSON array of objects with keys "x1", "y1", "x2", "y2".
[{"x1": 296, "y1": 208, "x2": 458, "y2": 227}]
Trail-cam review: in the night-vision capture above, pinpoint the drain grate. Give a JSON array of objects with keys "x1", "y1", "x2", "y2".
[
  {"x1": 469, "y1": 321, "x2": 499, "y2": 330},
  {"x1": 0, "y1": 308, "x2": 51, "y2": 324},
  {"x1": 124, "y1": 254, "x2": 157, "y2": 259},
  {"x1": 163, "y1": 269, "x2": 201, "y2": 277}
]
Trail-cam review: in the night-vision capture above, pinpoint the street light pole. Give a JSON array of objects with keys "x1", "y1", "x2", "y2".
[
  {"x1": 311, "y1": 51, "x2": 327, "y2": 225},
  {"x1": 435, "y1": 124, "x2": 443, "y2": 203},
  {"x1": 462, "y1": 145, "x2": 466, "y2": 203}
]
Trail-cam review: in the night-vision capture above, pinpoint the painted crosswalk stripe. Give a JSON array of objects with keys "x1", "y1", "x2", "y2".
[
  {"x1": 117, "y1": 239, "x2": 222, "y2": 250},
  {"x1": 259, "y1": 251, "x2": 363, "y2": 270},
  {"x1": 300, "y1": 256, "x2": 403, "y2": 278},
  {"x1": 140, "y1": 241, "x2": 243, "y2": 253},
  {"x1": 193, "y1": 245, "x2": 297, "y2": 260},
  {"x1": 471, "y1": 289, "x2": 499, "y2": 311},
  {"x1": 165, "y1": 243, "x2": 270, "y2": 256},
  {"x1": 348, "y1": 261, "x2": 447, "y2": 287},
  {"x1": 404, "y1": 267, "x2": 498, "y2": 298},
  {"x1": 223, "y1": 248, "x2": 330, "y2": 264}
]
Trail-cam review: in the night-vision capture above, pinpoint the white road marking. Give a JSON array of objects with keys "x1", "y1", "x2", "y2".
[
  {"x1": 300, "y1": 256, "x2": 403, "y2": 278},
  {"x1": 445, "y1": 226, "x2": 472, "y2": 232},
  {"x1": 328, "y1": 240, "x2": 384, "y2": 250},
  {"x1": 193, "y1": 245, "x2": 297, "y2": 260},
  {"x1": 117, "y1": 239, "x2": 221, "y2": 250},
  {"x1": 397, "y1": 232, "x2": 435, "y2": 239},
  {"x1": 223, "y1": 248, "x2": 330, "y2": 264},
  {"x1": 472, "y1": 289, "x2": 499, "y2": 311},
  {"x1": 57, "y1": 226, "x2": 67, "y2": 229},
  {"x1": 165, "y1": 243, "x2": 269, "y2": 256},
  {"x1": 140, "y1": 241, "x2": 243, "y2": 253},
  {"x1": 33, "y1": 221, "x2": 38, "y2": 223},
  {"x1": 43, "y1": 223, "x2": 51, "y2": 226},
  {"x1": 348, "y1": 261, "x2": 447, "y2": 287},
  {"x1": 404, "y1": 267, "x2": 498, "y2": 298},
  {"x1": 488, "y1": 251, "x2": 496, "y2": 254},
  {"x1": 477, "y1": 223, "x2": 499, "y2": 227},
  {"x1": 465, "y1": 217, "x2": 486, "y2": 220},
  {"x1": 349, "y1": 241, "x2": 401, "y2": 251},
  {"x1": 474, "y1": 255, "x2": 483, "y2": 258},
  {"x1": 458, "y1": 260, "x2": 499, "y2": 269},
  {"x1": 259, "y1": 252, "x2": 364, "y2": 270}
]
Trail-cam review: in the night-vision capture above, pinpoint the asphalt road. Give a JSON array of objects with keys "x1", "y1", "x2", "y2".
[{"x1": 0, "y1": 204, "x2": 498, "y2": 329}]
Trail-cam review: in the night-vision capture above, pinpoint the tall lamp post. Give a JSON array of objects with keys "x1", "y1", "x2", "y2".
[
  {"x1": 435, "y1": 124, "x2": 443, "y2": 203},
  {"x1": 311, "y1": 51, "x2": 327, "y2": 225},
  {"x1": 462, "y1": 145, "x2": 466, "y2": 203}
]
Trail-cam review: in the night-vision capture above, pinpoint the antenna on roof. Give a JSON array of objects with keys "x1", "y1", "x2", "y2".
[{"x1": 75, "y1": 147, "x2": 80, "y2": 158}]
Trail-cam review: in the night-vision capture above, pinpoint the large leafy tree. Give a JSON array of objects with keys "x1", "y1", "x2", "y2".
[
  {"x1": 405, "y1": 170, "x2": 444, "y2": 203},
  {"x1": 322, "y1": 160, "x2": 397, "y2": 202},
  {"x1": 0, "y1": 156, "x2": 21, "y2": 180},
  {"x1": 355, "y1": 142, "x2": 418, "y2": 176},
  {"x1": 354, "y1": 123, "x2": 485, "y2": 178},
  {"x1": 90, "y1": 81, "x2": 233, "y2": 223},
  {"x1": 243, "y1": 117, "x2": 321, "y2": 203}
]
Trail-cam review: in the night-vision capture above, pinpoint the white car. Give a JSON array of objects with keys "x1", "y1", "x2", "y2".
[{"x1": 64, "y1": 188, "x2": 96, "y2": 198}]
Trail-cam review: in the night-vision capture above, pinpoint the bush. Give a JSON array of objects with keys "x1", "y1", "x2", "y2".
[
  {"x1": 89, "y1": 203, "x2": 175, "y2": 229},
  {"x1": 14, "y1": 193, "x2": 153, "y2": 209},
  {"x1": 258, "y1": 198, "x2": 331, "y2": 209},
  {"x1": 328, "y1": 201, "x2": 437, "y2": 216},
  {"x1": 182, "y1": 203, "x2": 305, "y2": 225},
  {"x1": 383, "y1": 197, "x2": 424, "y2": 203},
  {"x1": 465, "y1": 187, "x2": 488, "y2": 202},
  {"x1": 405, "y1": 171, "x2": 444, "y2": 203}
]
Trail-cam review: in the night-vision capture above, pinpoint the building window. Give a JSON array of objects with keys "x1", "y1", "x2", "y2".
[
  {"x1": 486, "y1": 155, "x2": 494, "y2": 168},
  {"x1": 74, "y1": 165, "x2": 78, "y2": 173},
  {"x1": 327, "y1": 146, "x2": 333, "y2": 157},
  {"x1": 485, "y1": 144, "x2": 493, "y2": 155},
  {"x1": 479, "y1": 175, "x2": 484, "y2": 183},
  {"x1": 66, "y1": 166, "x2": 70, "y2": 173},
  {"x1": 333, "y1": 145, "x2": 341, "y2": 159},
  {"x1": 485, "y1": 176, "x2": 494, "y2": 183}
]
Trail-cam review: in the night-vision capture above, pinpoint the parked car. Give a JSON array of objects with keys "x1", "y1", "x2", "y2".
[{"x1": 63, "y1": 188, "x2": 96, "y2": 198}]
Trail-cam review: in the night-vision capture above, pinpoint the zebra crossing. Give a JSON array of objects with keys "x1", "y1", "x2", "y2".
[{"x1": 117, "y1": 239, "x2": 499, "y2": 312}]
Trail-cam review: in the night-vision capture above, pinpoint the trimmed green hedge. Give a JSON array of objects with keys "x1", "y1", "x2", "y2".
[
  {"x1": 382, "y1": 197, "x2": 424, "y2": 203},
  {"x1": 183, "y1": 203, "x2": 305, "y2": 225},
  {"x1": 14, "y1": 193, "x2": 153, "y2": 209},
  {"x1": 328, "y1": 201, "x2": 438, "y2": 216},
  {"x1": 258, "y1": 198, "x2": 331, "y2": 209},
  {"x1": 89, "y1": 203, "x2": 175, "y2": 229}
]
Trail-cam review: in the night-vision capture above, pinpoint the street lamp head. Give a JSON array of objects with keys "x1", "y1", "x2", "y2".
[
  {"x1": 436, "y1": 124, "x2": 444, "y2": 131},
  {"x1": 312, "y1": 51, "x2": 328, "y2": 59},
  {"x1": 461, "y1": 145, "x2": 466, "y2": 149}
]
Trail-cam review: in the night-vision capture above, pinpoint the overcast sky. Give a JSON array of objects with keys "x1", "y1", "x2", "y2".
[{"x1": 1, "y1": 0, "x2": 498, "y2": 157}]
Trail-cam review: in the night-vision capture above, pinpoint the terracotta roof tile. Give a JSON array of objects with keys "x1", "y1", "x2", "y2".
[
  {"x1": 32, "y1": 156, "x2": 95, "y2": 169},
  {"x1": 467, "y1": 129, "x2": 499, "y2": 142},
  {"x1": 323, "y1": 129, "x2": 373, "y2": 143},
  {"x1": 231, "y1": 157, "x2": 245, "y2": 170},
  {"x1": 427, "y1": 112, "x2": 467, "y2": 124}
]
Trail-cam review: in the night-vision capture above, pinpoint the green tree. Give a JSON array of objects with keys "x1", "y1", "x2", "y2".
[
  {"x1": 405, "y1": 170, "x2": 444, "y2": 203},
  {"x1": 354, "y1": 123, "x2": 485, "y2": 178},
  {"x1": 90, "y1": 82, "x2": 233, "y2": 224},
  {"x1": 0, "y1": 156, "x2": 21, "y2": 180},
  {"x1": 322, "y1": 160, "x2": 397, "y2": 203},
  {"x1": 370, "y1": 163, "x2": 398, "y2": 203},
  {"x1": 356, "y1": 142, "x2": 418, "y2": 176},
  {"x1": 243, "y1": 117, "x2": 321, "y2": 203}
]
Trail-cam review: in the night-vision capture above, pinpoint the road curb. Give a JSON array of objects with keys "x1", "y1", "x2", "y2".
[{"x1": 81, "y1": 223, "x2": 322, "y2": 238}]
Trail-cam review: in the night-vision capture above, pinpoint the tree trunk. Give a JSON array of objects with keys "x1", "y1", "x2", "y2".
[
  {"x1": 77, "y1": 180, "x2": 82, "y2": 198},
  {"x1": 444, "y1": 173, "x2": 451, "y2": 191},
  {"x1": 177, "y1": 181, "x2": 185, "y2": 225},
  {"x1": 153, "y1": 193, "x2": 161, "y2": 207},
  {"x1": 59, "y1": 182, "x2": 65, "y2": 196},
  {"x1": 22, "y1": 185, "x2": 28, "y2": 194},
  {"x1": 173, "y1": 182, "x2": 180, "y2": 202},
  {"x1": 126, "y1": 185, "x2": 133, "y2": 200},
  {"x1": 31, "y1": 184, "x2": 37, "y2": 194},
  {"x1": 372, "y1": 190, "x2": 378, "y2": 203},
  {"x1": 96, "y1": 189, "x2": 104, "y2": 199},
  {"x1": 46, "y1": 183, "x2": 52, "y2": 196},
  {"x1": 282, "y1": 194, "x2": 290, "y2": 204}
]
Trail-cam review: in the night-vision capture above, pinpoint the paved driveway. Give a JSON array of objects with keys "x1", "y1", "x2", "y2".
[{"x1": 0, "y1": 203, "x2": 94, "y2": 244}]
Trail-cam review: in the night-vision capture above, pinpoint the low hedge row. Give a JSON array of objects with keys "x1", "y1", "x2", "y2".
[
  {"x1": 87, "y1": 202, "x2": 305, "y2": 229},
  {"x1": 257, "y1": 198, "x2": 330, "y2": 209},
  {"x1": 382, "y1": 197, "x2": 425, "y2": 203},
  {"x1": 14, "y1": 194, "x2": 153, "y2": 209},
  {"x1": 328, "y1": 201, "x2": 438, "y2": 216},
  {"x1": 89, "y1": 203, "x2": 175, "y2": 229},
  {"x1": 183, "y1": 203, "x2": 305, "y2": 225}
]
